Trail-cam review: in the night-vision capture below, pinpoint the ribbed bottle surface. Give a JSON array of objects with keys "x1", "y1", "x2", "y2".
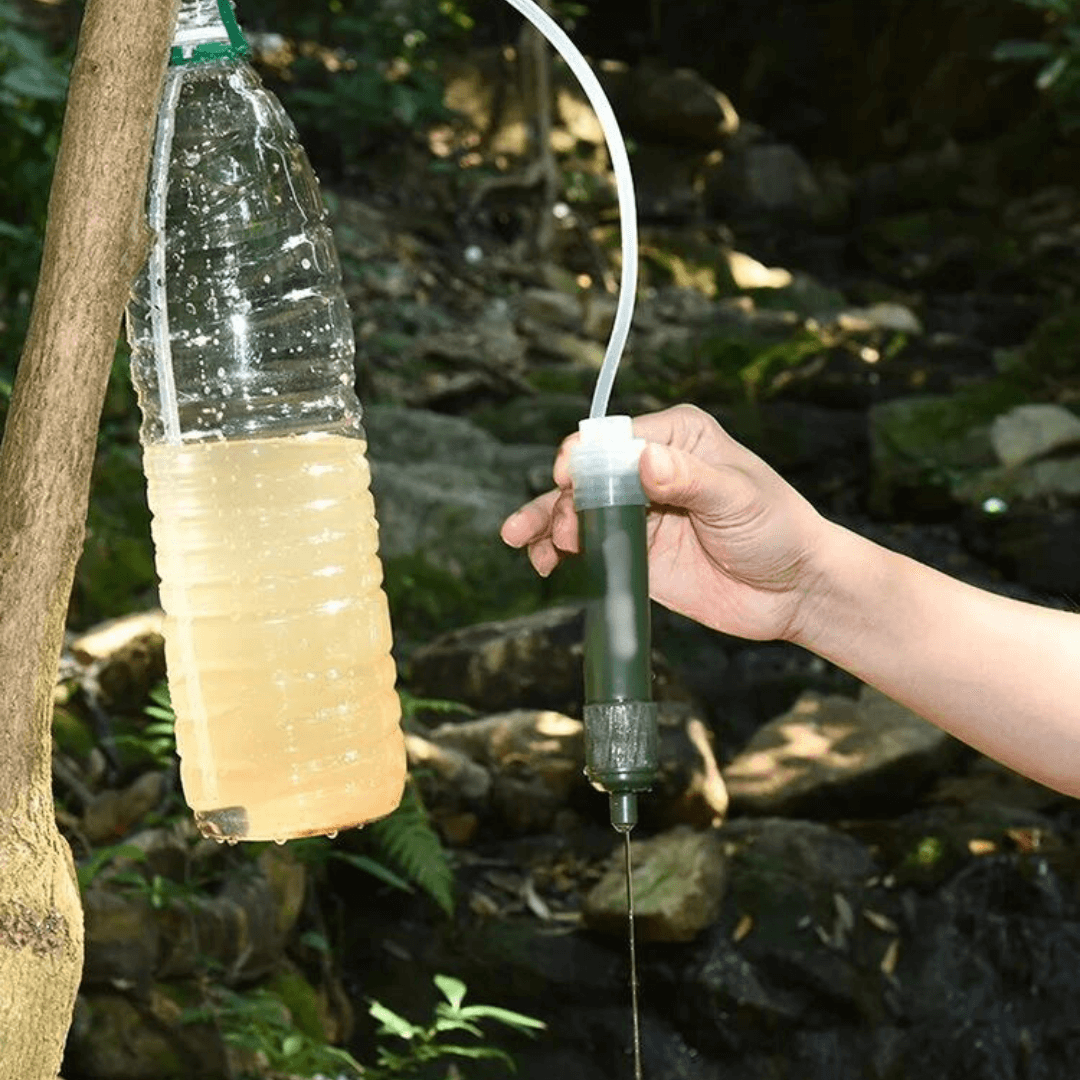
[
  {"x1": 144, "y1": 434, "x2": 404, "y2": 842},
  {"x1": 127, "y1": 60, "x2": 359, "y2": 445}
]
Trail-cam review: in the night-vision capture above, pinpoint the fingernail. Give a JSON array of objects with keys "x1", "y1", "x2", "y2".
[{"x1": 646, "y1": 444, "x2": 675, "y2": 485}]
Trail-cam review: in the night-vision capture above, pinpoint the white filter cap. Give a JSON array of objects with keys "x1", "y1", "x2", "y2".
[{"x1": 569, "y1": 415, "x2": 647, "y2": 509}]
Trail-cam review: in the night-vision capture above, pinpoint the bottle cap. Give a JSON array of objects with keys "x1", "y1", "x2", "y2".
[{"x1": 569, "y1": 415, "x2": 647, "y2": 510}]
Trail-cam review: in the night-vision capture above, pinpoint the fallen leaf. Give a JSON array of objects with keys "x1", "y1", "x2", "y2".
[
  {"x1": 881, "y1": 938, "x2": 900, "y2": 975},
  {"x1": 863, "y1": 909, "x2": 899, "y2": 934}
]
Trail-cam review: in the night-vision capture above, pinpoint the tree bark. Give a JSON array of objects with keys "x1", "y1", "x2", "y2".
[{"x1": 0, "y1": 1, "x2": 178, "y2": 1075}]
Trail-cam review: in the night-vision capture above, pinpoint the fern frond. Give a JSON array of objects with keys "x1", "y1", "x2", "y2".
[{"x1": 366, "y1": 780, "x2": 454, "y2": 916}]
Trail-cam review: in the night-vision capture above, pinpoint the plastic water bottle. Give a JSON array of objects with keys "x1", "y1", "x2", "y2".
[{"x1": 126, "y1": 0, "x2": 405, "y2": 843}]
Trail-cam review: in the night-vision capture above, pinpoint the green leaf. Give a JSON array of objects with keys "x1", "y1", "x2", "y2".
[
  {"x1": 434, "y1": 973, "x2": 467, "y2": 1011},
  {"x1": 280, "y1": 1033, "x2": 304, "y2": 1058},
  {"x1": 1038, "y1": 53, "x2": 1071, "y2": 89},
  {"x1": 435, "y1": 1045, "x2": 516, "y2": 1066},
  {"x1": 432, "y1": 1014, "x2": 484, "y2": 1038},
  {"x1": 144, "y1": 706, "x2": 175, "y2": 722},
  {"x1": 332, "y1": 850, "x2": 415, "y2": 893},
  {"x1": 365, "y1": 781, "x2": 454, "y2": 915},
  {"x1": 369, "y1": 1000, "x2": 420, "y2": 1041},
  {"x1": 2, "y1": 63, "x2": 66, "y2": 101},
  {"x1": 299, "y1": 929, "x2": 331, "y2": 955},
  {"x1": 992, "y1": 39, "x2": 1056, "y2": 62},
  {"x1": 459, "y1": 1004, "x2": 548, "y2": 1032}
]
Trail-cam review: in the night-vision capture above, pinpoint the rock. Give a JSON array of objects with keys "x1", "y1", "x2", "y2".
[
  {"x1": 867, "y1": 391, "x2": 1002, "y2": 518},
  {"x1": 82, "y1": 771, "x2": 167, "y2": 843},
  {"x1": 528, "y1": 328, "x2": 607, "y2": 370},
  {"x1": 427, "y1": 710, "x2": 584, "y2": 834},
  {"x1": 69, "y1": 610, "x2": 166, "y2": 714},
  {"x1": 82, "y1": 889, "x2": 160, "y2": 991},
  {"x1": 468, "y1": 391, "x2": 590, "y2": 447},
  {"x1": 836, "y1": 302, "x2": 923, "y2": 335},
  {"x1": 416, "y1": 701, "x2": 726, "y2": 835},
  {"x1": 989, "y1": 403, "x2": 1080, "y2": 468},
  {"x1": 960, "y1": 502, "x2": 1080, "y2": 595},
  {"x1": 407, "y1": 605, "x2": 587, "y2": 717},
  {"x1": 406, "y1": 731, "x2": 493, "y2": 809},
  {"x1": 726, "y1": 250, "x2": 793, "y2": 291},
  {"x1": 708, "y1": 135, "x2": 825, "y2": 221},
  {"x1": 362, "y1": 405, "x2": 551, "y2": 560},
  {"x1": 257, "y1": 845, "x2": 307, "y2": 943},
  {"x1": 516, "y1": 287, "x2": 587, "y2": 333},
  {"x1": 66, "y1": 987, "x2": 227, "y2": 1080},
  {"x1": 584, "y1": 826, "x2": 727, "y2": 943},
  {"x1": 683, "y1": 818, "x2": 884, "y2": 1033},
  {"x1": 603, "y1": 62, "x2": 739, "y2": 149},
  {"x1": 723, "y1": 685, "x2": 962, "y2": 817}
]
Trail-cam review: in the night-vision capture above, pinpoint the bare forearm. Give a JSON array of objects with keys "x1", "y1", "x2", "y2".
[{"x1": 793, "y1": 521, "x2": 1080, "y2": 797}]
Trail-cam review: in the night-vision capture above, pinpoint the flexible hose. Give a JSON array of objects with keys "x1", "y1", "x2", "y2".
[{"x1": 499, "y1": 0, "x2": 638, "y2": 419}]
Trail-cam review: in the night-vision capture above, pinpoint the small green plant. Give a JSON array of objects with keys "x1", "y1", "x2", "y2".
[
  {"x1": 290, "y1": 778, "x2": 455, "y2": 916},
  {"x1": 994, "y1": 0, "x2": 1080, "y2": 129},
  {"x1": 366, "y1": 780, "x2": 455, "y2": 917},
  {"x1": 76, "y1": 842, "x2": 150, "y2": 893},
  {"x1": 182, "y1": 984, "x2": 366, "y2": 1079},
  {"x1": 112, "y1": 681, "x2": 178, "y2": 771},
  {"x1": 365, "y1": 974, "x2": 547, "y2": 1077},
  {"x1": 180, "y1": 975, "x2": 545, "y2": 1080}
]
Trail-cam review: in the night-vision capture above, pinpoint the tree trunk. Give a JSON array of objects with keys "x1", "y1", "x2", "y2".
[{"x1": 0, "y1": 1, "x2": 178, "y2": 1075}]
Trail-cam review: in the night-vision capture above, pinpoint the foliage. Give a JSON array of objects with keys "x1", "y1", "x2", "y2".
[
  {"x1": 112, "y1": 681, "x2": 178, "y2": 772},
  {"x1": 365, "y1": 779, "x2": 455, "y2": 916},
  {"x1": 253, "y1": 0, "x2": 473, "y2": 175},
  {"x1": 993, "y1": 0, "x2": 1080, "y2": 129},
  {"x1": 180, "y1": 974, "x2": 544, "y2": 1079},
  {"x1": 365, "y1": 973, "x2": 546, "y2": 1077},
  {"x1": 183, "y1": 984, "x2": 367, "y2": 1079},
  {"x1": 0, "y1": 0, "x2": 70, "y2": 371}
]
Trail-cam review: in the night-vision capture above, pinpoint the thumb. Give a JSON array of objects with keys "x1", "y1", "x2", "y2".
[{"x1": 639, "y1": 441, "x2": 718, "y2": 517}]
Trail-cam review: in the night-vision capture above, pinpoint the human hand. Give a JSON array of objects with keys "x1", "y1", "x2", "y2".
[{"x1": 500, "y1": 404, "x2": 834, "y2": 643}]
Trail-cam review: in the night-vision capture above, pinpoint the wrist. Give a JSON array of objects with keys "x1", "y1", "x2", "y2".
[{"x1": 786, "y1": 518, "x2": 885, "y2": 656}]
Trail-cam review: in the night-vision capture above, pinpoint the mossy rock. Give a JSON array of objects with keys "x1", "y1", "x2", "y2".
[
  {"x1": 868, "y1": 381, "x2": 1032, "y2": 517},
  {"x1": 1016, "y1": 303, "x2": 1080, "y2": 386},
  {"x1": 265, "y1": 965, "x2": 327, "y2": 1041}
]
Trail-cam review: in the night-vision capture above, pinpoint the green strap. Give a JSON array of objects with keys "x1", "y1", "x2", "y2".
[{"x1": 170, "y1": 0, "x2": 250, "y2": 66}]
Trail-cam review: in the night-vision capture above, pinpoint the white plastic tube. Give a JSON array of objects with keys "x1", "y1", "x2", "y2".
[{"x1": 500, "y1": 0, "x2": 638, "y2": 419}]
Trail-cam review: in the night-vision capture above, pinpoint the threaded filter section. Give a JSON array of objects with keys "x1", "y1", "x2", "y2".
[{"x1": 569, "y1": 415, "x2": 647, "y2": 510}]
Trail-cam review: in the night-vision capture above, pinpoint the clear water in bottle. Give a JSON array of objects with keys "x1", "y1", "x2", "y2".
[{"x1": 127, "y1": 1, "x2": 405, "y2": 842}]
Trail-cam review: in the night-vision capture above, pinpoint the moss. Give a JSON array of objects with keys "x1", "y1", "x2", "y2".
[
  {"x1": 265, "y1": 967, "x2": 327, "y2": 1041},
  {"x1": 1018, "y1": 303, "x2": 1080, "y2": 386},
  {"x1": 385, "y1": 533, "x2": 589, "y2": 651},
  {"x1": 53, "y1": 704, "x2": 96, "y2": 761}
]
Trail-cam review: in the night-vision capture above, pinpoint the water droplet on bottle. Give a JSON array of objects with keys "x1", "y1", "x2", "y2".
[
  {"x1": 263, "y1": 275, "x2": 271, "y2": 284},
  {"x1": 301, "y1": 258, "x2": 312, "y2": 269},
  {"x1": 226, "y1": 836, "x2": 239, "y2": 846},
  {"x1": 326, "y1": 830, "x2": 338, "y2": 840},
  {"x1": 274, "y1": 837, "x2": 287, "y2": 846}
]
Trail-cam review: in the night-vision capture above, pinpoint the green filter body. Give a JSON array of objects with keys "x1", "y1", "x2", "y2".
[{"x1": 580, "y1": 503, "x2": 659, "y2": 828}]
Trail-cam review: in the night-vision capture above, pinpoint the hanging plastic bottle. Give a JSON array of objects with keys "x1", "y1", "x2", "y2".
[{"x1": 126, "y1": 0, "x2": 406, "y2": 843}]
